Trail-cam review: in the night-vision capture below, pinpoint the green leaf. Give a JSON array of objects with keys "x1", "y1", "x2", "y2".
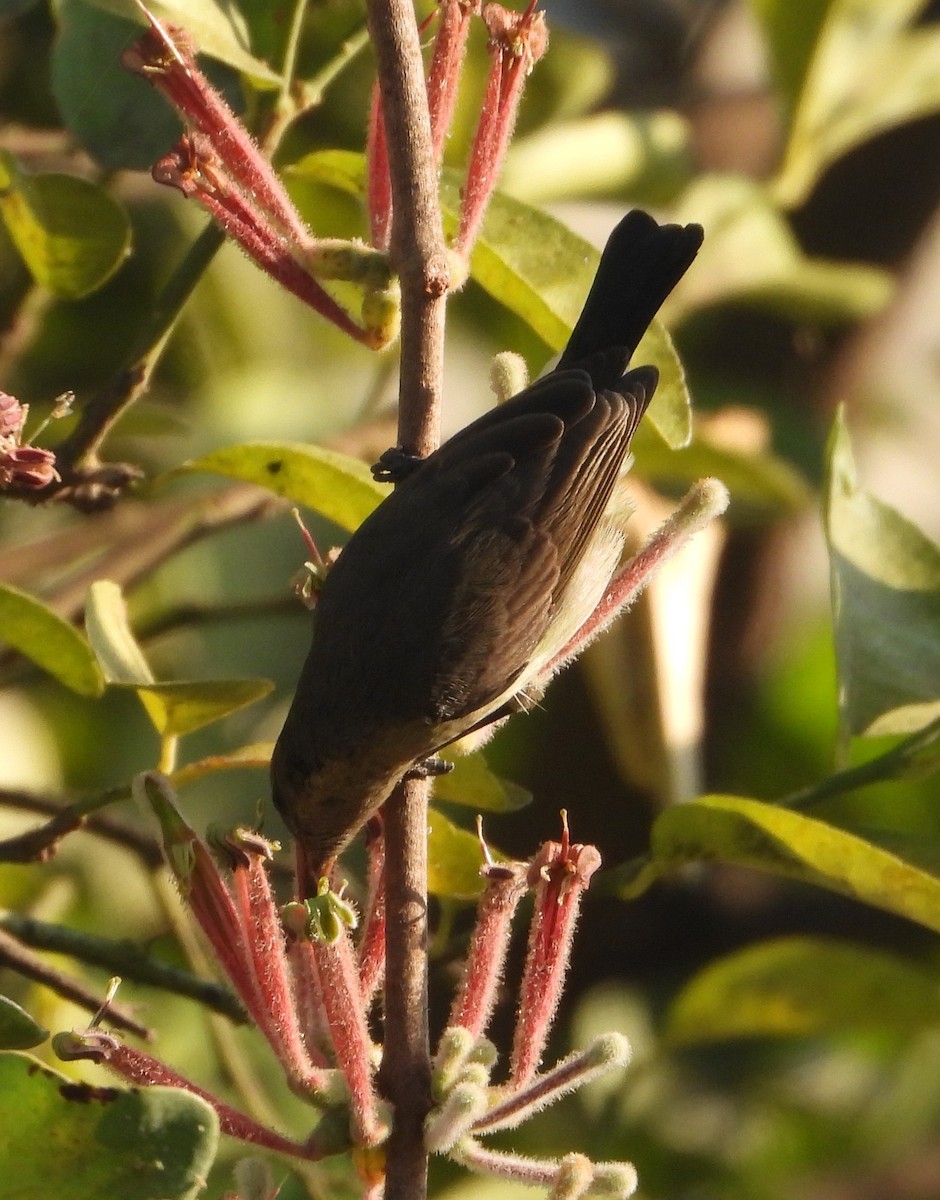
[
  {"x1": 81, "y1": 0, "x2": 281, "y2": 83},
  {"x1": 0, "y1": 584, "x2": 104, "y2": 697},
  {"x1": 499, "y1": 112, "x2": 692, "y2": 207},
  {"x1": 673, "y1": 174, "x2": 893, "y2": 324},
  {"x1": 85, "y1": 580, "x2": 154, "y2": 686},
  {"x1": 435, "y1": 752, "x2": 532, "y2": 813},
  {"x1": 289, "y1": 149, "x2": 693, "y2": 448},
  {"x1": 775, "y1": 0, "x2": 940, "y2": 206},
  {"x1": 170, "y1": 741, "x2": 273, "y2": 788},
  {"x1": 825, "y1": 410, "x2": 940, "y2": 737},
  {"x1": 625, "y1": 793, "x2": 940, "y2": 936},
  {"x1": 0, "y1": 151, "x2": 130, "y2": 299},
  {"x1": 746, "y1": 0, "x2": 835, "y2": 114},
  {"x1": 181, "y1": 442, "x2": 388, "y2": 532},
  {"x1": 135, "y1": 678, "x2": 274, "y2": 738},
  {"x1": 0, "y1": 1052, "x2": 218, "y2": 1199},
  {"x1": 52, "y1": 0, "x2": 182, "y2": 172},
  {"x1": 666, "y1": 935, "x2": 940, "y2": 1045},
  {"x1": 0, "y1": 997, "x2": 47, "y2": 1050},
  {"x1": 428, "y1": 810, "x2": 488, "y2": 900},
  {"x1": 630, "y1": 420, "x2": 811, "y2": 516}
]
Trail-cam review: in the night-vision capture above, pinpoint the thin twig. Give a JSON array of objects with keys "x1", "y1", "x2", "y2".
[
  {"x1": 365, "y1": 2, "x2": 449, "y2": 1198},
  {"x1": 0, "y1": 927, "x2": 152, "y2": 1040},
  {"x1": 0, "y1": 913, "x2": 247, "y2": 1023},
  {"x1": 0, "y1": 787, "x2": 161, "y2": 867}
]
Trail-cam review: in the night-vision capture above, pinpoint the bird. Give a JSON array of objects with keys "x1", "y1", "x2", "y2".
[{"x1": 271, "y1": 209, "x2": 704, "y2": 888}]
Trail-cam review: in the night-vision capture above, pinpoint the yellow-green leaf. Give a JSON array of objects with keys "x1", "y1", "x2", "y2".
[
  {"x1": 775, "y1": 1, "x2": 940, "y2": 206},
  {"x1": 625, "y1": 793, "x2": 940, "y2": 936},
  {"x1": 85, "y1": 580, "x2": 153, "y2": 686},
  {"x1": 826, "y1": 410, "x2": 940, "y2": 737},
  {"x1": 428, "y1": 810, "x2": 488, "y2": 900},
  {"x1": 666, "y1": 935, "x2": 940, "y2": 1045},
  {"x1": 0, "y1": 1052, "x2": 219, "y2": 1199},
  {"x1": 0, "y1": 996, "x2": 47, "y2": 1051},
  {"x1": 673, "y1": 174, "x2": 892, "y2": 325},
  {"x1": 134, "y1": 679, "x2": 274, "y2": 738},
  {"x1": 83, "y1": 0, "x2": 280, "y2": 83},
  {"x1": 0, "y1": 151, "x2": 130, "y2": 299},
  {"x1": 0, "y1": 583, "x2": 104, "y2": 697},
  {"x1": 182, "y1": 442, "x2": 388, "y2": 532},
  {"x1": 436, "y1": 752, "x2": 532, "y2": 813},
  {"x1": 171, "y1": 741, "x2": 274, "y2": 788}
]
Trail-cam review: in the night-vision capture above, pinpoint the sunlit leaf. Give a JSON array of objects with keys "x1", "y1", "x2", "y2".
[
  {"x1": 631, "y1": 420, "x2": 810, "y2": 516},
  {"x1": 0, "y1": 584, "x2": 104, "y2": 697},
  {"x1": 81, "y1": 0, "x2": 280, "y2": 82},
  {"x1": 289, "y1": 149, "x2": 694, "y2": 448},
  {"x1": 666, "y1": 936, "x2": 940, "y2": 1044},
  {"x1": 826, "y1": 410, "x2": 940, "y2": 737},
  {"x1": 746, "y1": 0, "x2": 835, "y2": 114},
  {"x1": 0, "y1": 997, "x2": 47, "y2": 1050},
  {"x1": 775, "y1": 0, "x2": 940, "y2": 206},
  {"x1": 623, "y1": 793, "x2": 940, "y2": 936},
  {"x1": 182, "y1": 442, "x2": 388, "y2": 532},
  {"x1": 0, "y1": 151, "x2": 130, "y2": 299},
  {"x1": 135, "y1": 679, "x2": 274, "y2": 738},
  {"x1": 436, "y1": 752, "x2": 532, "y2": 813},
  {"x1": 0, "y1": 1052, "x2": 218, "y2": 1199},
  {"x1": 500, "y1": 111, "x2": 691, "y2": 207},
  {"x1": 171, "y1": 741, "x2": 274, "y2": 788},
  {"x1": 428, "y1": 809, "x2": 488, "y2": 899},
  {"x1": 672, "y1": 174, "x2": 892, "y2": 324},
  {"x1": 85, "y1": 580, "x2": 154, "y2": 686}
]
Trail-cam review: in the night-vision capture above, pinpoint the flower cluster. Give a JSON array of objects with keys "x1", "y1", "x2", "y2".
[
  {"x1": 123, "y1": 1, "x2": 548, "y2": 347},
  {"x1": 0, "y1": 391, "x2": 60, "y2": 491},
  {"x1": 54, "y1": 777, "x2": 637, "y2": 1198}
]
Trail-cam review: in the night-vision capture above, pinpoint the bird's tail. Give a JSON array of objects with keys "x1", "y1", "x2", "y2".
[{"x1": 556, "y1": 211, "x2": 704, "y2": 389}]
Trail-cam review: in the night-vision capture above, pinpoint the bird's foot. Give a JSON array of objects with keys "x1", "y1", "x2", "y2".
[
  {"x1": 372, "y1": 446, "x2": 424, "y2": 483},
  {"x1": 404, "y1": 756, "x2": 455, "y2": 781}
]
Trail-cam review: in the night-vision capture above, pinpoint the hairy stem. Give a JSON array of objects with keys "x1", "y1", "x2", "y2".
[{"x1": 365, "y1": 1, "x2": 449, "y2": 1197}]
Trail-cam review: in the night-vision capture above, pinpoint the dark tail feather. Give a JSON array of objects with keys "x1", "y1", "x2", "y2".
[{"x1": 556, "y1": 210, "x2": 704, "y2": 388}]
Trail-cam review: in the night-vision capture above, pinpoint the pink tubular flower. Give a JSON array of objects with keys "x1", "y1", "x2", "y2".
[
  {"x1": 54, "y1": 1029, "x2": 324, "y2": 1160},
  {"x1": 510, "y1": 814, "x2": 601, "y2": 1086},
  {"x1": 123, "y1": 6, "x2": 397, "y2": 348},
  {"x1": 446, "y1": 828, "x2": 529, "y2": 1041},
  {"x1": 426, "y1": 0, "x2": 482, "y2": 164},
  {"x1": 454, "y1": 1, "x2": 548, "y2": 258}
]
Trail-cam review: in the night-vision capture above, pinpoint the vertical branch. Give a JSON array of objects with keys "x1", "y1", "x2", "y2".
[{"x1": 364, "y1": 3, "x2": 450, "y2": 1200}]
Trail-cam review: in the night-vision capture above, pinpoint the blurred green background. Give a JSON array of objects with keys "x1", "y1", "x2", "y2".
[{"x1": 1, "y1": 1, "x2": 939, "y2": 1197}]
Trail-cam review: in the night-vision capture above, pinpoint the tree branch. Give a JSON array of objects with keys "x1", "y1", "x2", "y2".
[{"x1": 365, "y1": 3, "x2": 450, "y2": 1198}]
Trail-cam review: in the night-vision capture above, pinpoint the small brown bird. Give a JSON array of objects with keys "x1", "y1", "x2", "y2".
[{"x1": 272, "y1": 210, "x2": 704, "y2": 884}]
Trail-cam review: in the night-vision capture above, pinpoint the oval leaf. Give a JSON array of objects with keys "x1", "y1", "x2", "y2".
[
  {"x1": 0, "y1": 996, "x2": 47, "y2": 1050},
  {"x1": 631, "y1": 420, "x2": 810, "y2": 515},
  {"x1": 436, "y1": 752, "x2": 532, "y2": 813},
  {"x1": 666, "y1": 935, "x2": 940, "y2": 1045},
  {"x1": 0, "y1": 151, "x2": 130, "y2": 298},
  {"x1": 0, "y1": 1052, "x2": 218, "y2": 1200},
  {"x1": 673, "y1": 174, "x2": 892, "y2": 325},
  {"x1": 777, "y1": 7, "x2": 940, "y2": 206},
  {"x1": 627, "y1": 793, "x2": 940, "y2": 936},
  {"x1": 182, "y1": 442, "x2": 388, "y2": 532},
  {"x1": 81, "y1": 0, "x2": 280, "y2": 83},
  {"x1": 134, "y1": 678, "x2": 274, "y2": 738},
  {"x1": 428, "y1": 810, "x2": 488, "y2": 900},
  {"x1": 171, "y1": 741, "x2": 274, "y2": 788},
  {"x1": 0, "y1": 583, "x2": 104, "y2": 696},
  {"x1": 290, "y1": 149, "x2": 693, "y2": 448},
  {"x1": 85, "y1": 580, "x2": 154, "y2": 685},
  {"x1": 826, "y1": 411, "x2": 940, "y2": 737}
]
